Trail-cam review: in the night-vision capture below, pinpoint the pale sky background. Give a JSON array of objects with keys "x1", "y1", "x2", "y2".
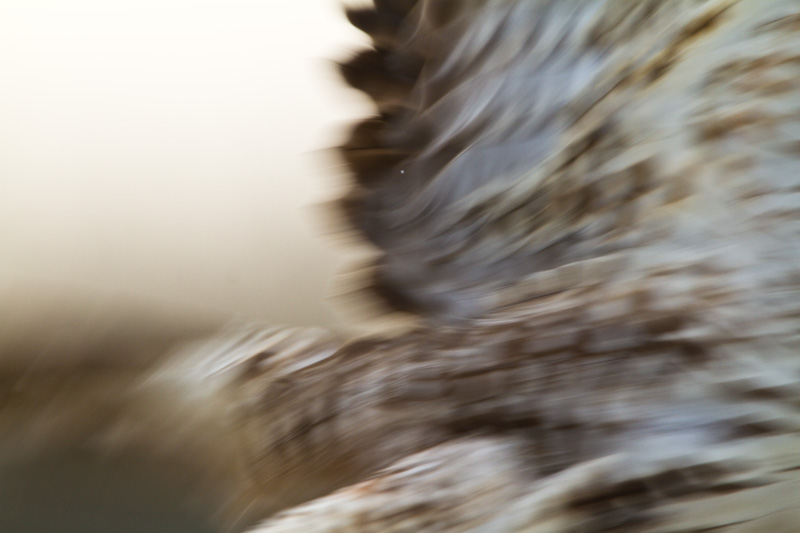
[
  {"x1": 0, "y1": 0, "x2": 374, "y2": 330},
  {"x1": 0, "y1": 5, "x2": 380, "y2": 530}
]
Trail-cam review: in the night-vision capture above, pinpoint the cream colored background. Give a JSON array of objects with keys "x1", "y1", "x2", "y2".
[{"x1": 0, "y1": 0, "x2": 371, "y2": 330}]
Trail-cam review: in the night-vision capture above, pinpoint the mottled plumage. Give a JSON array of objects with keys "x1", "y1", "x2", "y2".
[
  {"x1": 4, "y1": 0, "x2": 800, "y2": 531},
  {"x1": 248, "y1": 0, "x2": 800, "y2": 529}
]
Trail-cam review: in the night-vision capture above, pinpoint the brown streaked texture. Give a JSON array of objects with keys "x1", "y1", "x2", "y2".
[{"x1": 4, "y1": 0, "x2": 800, "y2": 531}]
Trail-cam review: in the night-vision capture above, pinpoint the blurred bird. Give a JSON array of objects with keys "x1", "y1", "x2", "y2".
[{"x1": 4, "y1": 0, "x2": 800, "y2": 531}]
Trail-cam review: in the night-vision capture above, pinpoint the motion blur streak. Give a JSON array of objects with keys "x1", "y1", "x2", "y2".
[
  {"x1": 4, "y1": 0, "x2": 800, "y2": 532},
  {"x1": 0, "y1": 1, "x2": 364, "y2": 531}
]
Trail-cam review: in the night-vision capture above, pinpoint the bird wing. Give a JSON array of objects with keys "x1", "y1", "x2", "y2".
[
  {"x1": 336, "y1": 0, "x2": 800, "y2": 323},
  {"x1": 244, "y1": 0, "x2": 800, "y2": 529}
]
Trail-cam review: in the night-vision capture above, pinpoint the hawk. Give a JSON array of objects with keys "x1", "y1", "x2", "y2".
[{"x1": 4, "y1": 0, "x2": 800, "y2": 531}]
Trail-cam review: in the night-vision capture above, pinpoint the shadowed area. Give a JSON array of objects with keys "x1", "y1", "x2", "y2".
[
  {"x1": 0, "y1": 288, "x2": 233, "y2": 531},
  {"x1": 0, "y1": 450, "x2": 217, "y2": 533}
]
